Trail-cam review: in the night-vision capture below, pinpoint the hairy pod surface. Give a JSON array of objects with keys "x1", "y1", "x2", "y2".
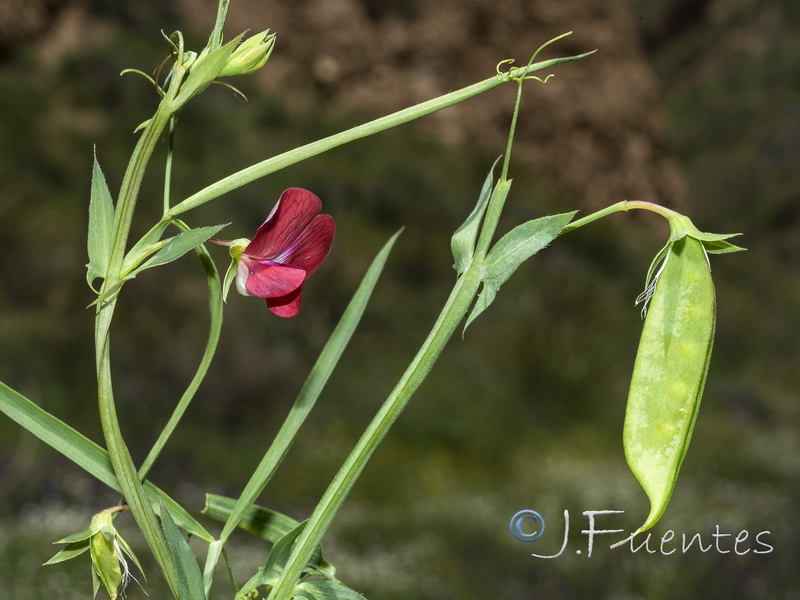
[{"x1": 624, "y1": 236, "x2": 716, "y2": 534}]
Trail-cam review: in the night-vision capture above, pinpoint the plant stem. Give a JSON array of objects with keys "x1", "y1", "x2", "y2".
[
  {"x1": 138, "y1": 237, "x2": 223, "y2": 480},
  {"x1": 267, "y1": 54, "x2": 578, "y2": 597},
  {"x1": 267, "y1": 265, "x2": 483, "y2": 600},
  {"x1": 167, "y1": 50, "x2": 594, "y2": 218},
  {"x1": 94, "y1": 70, "x2": 186, "y2": 598},
  {"x1": 559, "y1": 200, "x2": 679, "y2": 235}
]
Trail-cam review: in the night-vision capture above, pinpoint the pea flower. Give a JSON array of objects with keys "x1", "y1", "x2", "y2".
[{"x1": 224, "y1": 188, "x2": 335, "y2": 317}]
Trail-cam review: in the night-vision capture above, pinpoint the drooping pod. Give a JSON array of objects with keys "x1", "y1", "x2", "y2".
[{"x1": 623, "y1": 235, "x2": 716, "y2": 534}]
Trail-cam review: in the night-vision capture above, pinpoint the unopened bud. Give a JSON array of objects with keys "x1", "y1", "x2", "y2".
[{"x1": 218, "y1": 30, "x2": 276, "y2": 78}]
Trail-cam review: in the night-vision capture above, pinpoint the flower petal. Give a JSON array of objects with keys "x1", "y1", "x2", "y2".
[
  {"x1": 239, "y1": 257, "x2": 307, "y2": 298},
  {"x1": 245, "y1": 188, "x2": 322, "y2": 259},
  {"x1": 266, "y1": 285, "x2": 304, "y2": 318},
  {"x1": 276, "y1": 214, "x2": 335, "y2": 275}
]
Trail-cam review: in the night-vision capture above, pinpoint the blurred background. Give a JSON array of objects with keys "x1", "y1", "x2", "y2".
[{"x1": 0, "y1": 0, "x2": 797, "y2": 598}]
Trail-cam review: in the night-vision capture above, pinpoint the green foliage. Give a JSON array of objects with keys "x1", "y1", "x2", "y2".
[
  {"x1": 87, "y1": 155, "x2": 116, "y2": 291},
  {"x1": 1, "y1": 2, "x2": 791, "y2": 599},
  {"x1": 0, "y1": 381, "x2": 212, "y2": 542},
  {"x1": 450, "y1": 158, "x2": 498, "y2": 276},
  {"x1": 465, "y1": 208, "x2": 576, "y2": 331},
  {"x1": 159, "y1": 503, "x2": 205, "y2": 600},
  {"x1": 295, "y1": 580, "x2": 367, "y2": 600}
]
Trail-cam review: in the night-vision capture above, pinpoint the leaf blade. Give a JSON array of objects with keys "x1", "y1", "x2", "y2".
[
  {"x1": 483, "y1": 211, "x2": 576, "y2": 288},
  {"x1": 135, "y1": 224, "x2": 227, "y2": 273},
  {"x1": 0, "y1": 381, "x2": 212, "y2": 541},
  {"x1": 464, "y1": 212, "x2": 575, "y2": 331},
  {"x1": 451, "y1": 158, "x2": 500, "y2": 275},
  {"x1": 87, "y1": 153, "x2": 116, "y2": 290},
  {"x1": 160, "y1": 502, "x2": 205, "y2": 600}
]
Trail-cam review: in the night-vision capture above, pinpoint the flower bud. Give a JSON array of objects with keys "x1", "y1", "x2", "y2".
[{"x1": 218, "y1": 30, "x2": 276, "y2": 78}]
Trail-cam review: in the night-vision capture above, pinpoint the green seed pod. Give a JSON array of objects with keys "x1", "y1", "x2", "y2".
[{"x1": 624, "y1": 235, "x2": 716, "y2": 535}]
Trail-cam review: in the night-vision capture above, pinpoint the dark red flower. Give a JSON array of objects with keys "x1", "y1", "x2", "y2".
[{"x1": 235, "y1": 188, "x2": 334, "y2": 317}]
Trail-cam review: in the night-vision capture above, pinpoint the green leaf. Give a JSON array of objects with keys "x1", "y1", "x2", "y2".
[
  {"x1": 121, "y1": 220, "x2": 171, "y2": 274},
  {"x1": 134, "y1": 224, "x2": 227, "y2": 274},
  {"x1": 295, "y1": 580, "x2": 367, "y2": 600},
  {"x1": 53, "y1": 524, "x2": 98, "y2": 545},
  {"x1": 451, "y1": 158, "x2": 500, "y2": 276},
  {"x1": 172, "y1": 35, "x2": 243, "y2": 110},
  {"x1": 89, "y1": 224, "x2": 225, "y2": 307},
  {"x1": 464, "y1": 211, "x2": 575, "y2": 331},
  {"x1": 86, "y1": 153, "x2": 116, "y2": 291},
  {"x1": 624, "y1": 237, "x2": 716, "y2": 534},
  {"x1": 0, "y1": 381, "x2": 212, "y2": 542},
  {"x1": 483, "y1": 211, "x2": 576, "y2": 288},
  {"x1": 263, "y1": 522, "x2": 305, "y2": 581},
  {"x1": 44, "y1": 540, "x2": 91, "y2": 565},
  {"x1": 160, "y1": 502, "x2": 205, "y2": 600},
  {"x1": 204, "y1": 231, "x2": 399, "y2": 598},
  {"x1": 216, "y1": 231, "x2": 401, "y2": 543},
  {"x1": 235, "y1": 523, "x2": 306, "y2": 599},
  {"x1": 204, "y1": 494, "x2": 333, "y2": 578},
  {"x1": 699, "y1": 237, "x2": 746, "y2": 254},
  {"x1": 204, "y1": 494, "x2": 299, "y2": 542}
]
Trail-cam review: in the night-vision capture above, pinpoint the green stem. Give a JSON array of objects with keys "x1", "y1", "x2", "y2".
[
  {"x1": 94, "y1": 69, "x2": 186, "y2": 599},
  {"x1": 166, "y1": 50, "x2": 594, "y2": 218},
  {"x1": 163, "y1": 117, "x2": 177, "y2": 214},
  {"x1": 267, "y1": 55, "x2": 578, "y2": 597},
  {"x1": 473, "y1": 81, "x2": 524, "y2": 261},
  {"x1": 138, "y1": 231, "x2": 223, "y2": 479},
  {"x1": 499, "y1": 81, "x2": 523, "y2": 183},
  {"x1": 267, "y1": 266, "x2": 483, "y2": 600},
  {"x1": 559, "y1": 200, "x2": 679, "y2": 235},
  {"x1": 95, "y1": 301, "x2": 180, "y2": 597}
]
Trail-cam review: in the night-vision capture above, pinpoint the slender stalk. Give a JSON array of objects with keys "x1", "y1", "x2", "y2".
[
  {"x1": 559, "y1": 200, "x2": 678, "y2": 235},
  {"x1": 473, "y1": 80, "x2": 525, "y2": 261},
  {"x1": 94, "y1": 63, "x2": 187, "y2": 599},
  {"x1": 166, "y1": 51, "x2": 594, "y2": 218},
  {"x1": 268, "y1": 55, "x2": 570, "y2": 599},
  {"x1": 163, "y1": 116, "x2": 177, "y2": 214},
  {"x1": 95, "y1": 302, "x2": 179, "y2": 596},
  {"x1": 138, "y1": 237, "x2": 223, "y2": 480},
  {"x1": 268, "y1": 267, "x2": 483, "y2": 600}
]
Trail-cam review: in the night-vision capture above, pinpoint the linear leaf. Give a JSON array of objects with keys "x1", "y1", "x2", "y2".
[
  {"x1": 204, "y1": 494, "x2": 333, "y2": 578},
  {"x1": 217, "y1": 230, "x2": 402, "y2": 543},
  {"x1": 204, "y1": 494, "x2": 299, "y2": 542},
  {"x1": 0, "y1": 381, "x2": 212, "y2": 541},
  {"x1": 235, "y1": 523, "x2": 306, "y2": 600},
  {"x1": 160, "y1": 502, "x2": 206, "y2": 600}
]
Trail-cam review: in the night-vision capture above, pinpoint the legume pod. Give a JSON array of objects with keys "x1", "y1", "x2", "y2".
[{"x1": 624, "y1": 235, "x2": 716, "y2": 534}]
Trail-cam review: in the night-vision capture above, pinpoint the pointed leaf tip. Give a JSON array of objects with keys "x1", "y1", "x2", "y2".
[
  {"x1": 87, "y1": 154, "x2": 115, "y2": 290},
  {"x1": 463, "y1": 211, "x2": 575, "y2": 333},
  {"x1": 451, "y1": 157, "x2": 501, "y2": 276}
]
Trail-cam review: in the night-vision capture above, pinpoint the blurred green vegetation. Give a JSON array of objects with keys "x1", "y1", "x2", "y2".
[{"x1": 0, "y1": 0, "x2": 798, "y2": 598}]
